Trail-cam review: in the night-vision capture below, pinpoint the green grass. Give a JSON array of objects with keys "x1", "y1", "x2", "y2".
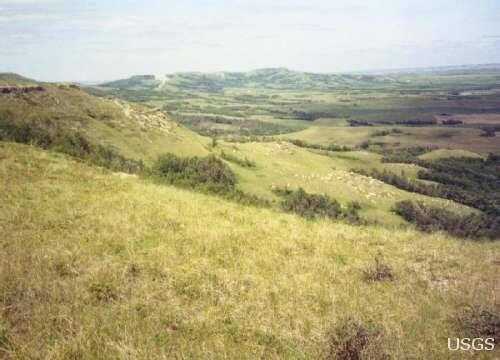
[
  {"x1": 215, "y1": 141, "x2": 473, "y2": 225},
  {"x1": 0, "y1": 84, "x2": 210, "y2": 162},
  {"x1": 1, "y1": 141, "x2": 499, "y2": 358},
  {"x1": 419, "y1": 149, "x2": 484, "y2": 161}
]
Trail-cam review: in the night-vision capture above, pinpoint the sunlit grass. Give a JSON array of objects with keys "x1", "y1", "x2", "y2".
[{"x1": 1, "y1": 142, "x2": 498, "y2": 358}]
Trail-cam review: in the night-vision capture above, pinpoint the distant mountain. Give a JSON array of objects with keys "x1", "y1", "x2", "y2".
[{"x1": 101, "y1": 65, "x2": 500, "y2": 92}]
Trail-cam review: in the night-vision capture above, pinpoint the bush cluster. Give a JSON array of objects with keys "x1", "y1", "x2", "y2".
[
  {"x1": 150, "y1": 153, "x2": 269, "y2": 207},
  {"x1": 417, "y1": 156, "x2": 500, "y2": 216},
  {"x1": 348, "y1": 119, "x2": 373, "y2": 127},
  {"x1": 393, "y1": 200, "x2": 499, "y2": 240},
  {"x1": 287, "y1": 139, "x2": 352, "y2": 152},
  {"x1": 379, "y1": 146, "x2": 428, "y2": 163},
  {"x1": 0, "y1": 119, "x2": 144, "y2": 173},
  {"x1": 274, "y1": 187, "x2": 362, "y2": 223},
  {"x1": 353, "y1": 168, "x2": 439, "y2": 197},
  {"x1": 396, "y1": 119, "x2": 437, "y2": 126},
  {"x1": 150, "y1": 153, "x2": 236, "y2": 191},
  {"x1": 356, "y1": 155, "x2": 500, "y2": 217}
]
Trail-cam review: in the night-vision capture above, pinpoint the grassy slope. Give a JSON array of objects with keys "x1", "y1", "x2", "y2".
[
  {"x1": 216, "y1": 142, "x2": 471, "y2": 224},
  {"x1": 1, "y1": 142, "x2": 498, "y2": 359},
  {"x1": 419, "y1": 149, "x2": 484, "y2": 161},
  {"x1": 0, "y1": 84, "x2": 210, "y2": 161}
]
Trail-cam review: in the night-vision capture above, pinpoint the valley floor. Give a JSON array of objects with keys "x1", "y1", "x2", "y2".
[{"x1": 1, "y1": 142, "x2": 498, "y2": 359}]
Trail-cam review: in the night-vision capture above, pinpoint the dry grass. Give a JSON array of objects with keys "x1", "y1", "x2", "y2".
[{"x1": 0, "y1": 141, "x2": 499, "y2": 358}]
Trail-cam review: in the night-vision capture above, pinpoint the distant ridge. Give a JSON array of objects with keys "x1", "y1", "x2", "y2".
[
  {"x1": 100, "y1": 64, "x2": 500, "y2": 92},
  {"x1": 0, "y1": 73, "x2": 38, "y2": 86}
]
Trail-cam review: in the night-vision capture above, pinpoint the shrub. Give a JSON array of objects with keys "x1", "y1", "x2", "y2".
[
  {"x1": 379, "y1": 146, "x2": 428, "y2": 163},
  {"x1": 274, "y1": 187, "x2": 362, "y2": 223},
  {"x1": 326, "y1": 318, "x2": 386, "y2": 360},
  {"x1": 287, "y1": 139, "x2": 351, "y2": 152},
  {"x1": 0, "y1": 118, "x2": 144, "y2": 173},
  {"x1": 352, "y1": 168, "x2": 439, "y2": 198},
  {"x1": 150, "y1": 153, "x2": 269, "y2": 207},
  {"x1": 417, "y1": 156, "x2": 500, "y2": 216},
  {"x1": 88, "y1": 282, "x2": 119, "y2": 303},
  {"x1": 480, "y1": 128, "x2": 496, "y2": 137},
  {"x1": 454, "y1": 305, "x2": 500, "y2": 341},
  {"x1": 442, "y1": 119, "x2": 463, "y2": 125},
  {"x1": 393, "y1": 200, "x2": 500, "y2": 240},
  {"x1": 363, "y1": 256, "x2": 395, "y2": 282},
  {"x1": 348, "y1": 120, "x2": 373, "y2": 127},
  {"x1": 150, "y1": 153, "x2": 236, "y2": 191},
  {"x1": 278, "y1": 187, "x2": 342, "y2": 220}
]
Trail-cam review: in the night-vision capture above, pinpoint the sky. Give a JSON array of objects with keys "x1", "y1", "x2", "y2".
[{"x1": 1, "y1": 0, "x2": 499, "y2": 82}]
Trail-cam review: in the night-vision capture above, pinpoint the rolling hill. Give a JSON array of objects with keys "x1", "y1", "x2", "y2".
[{"x1": 100, "y1": 65, "x2": 500, "y2": 92}]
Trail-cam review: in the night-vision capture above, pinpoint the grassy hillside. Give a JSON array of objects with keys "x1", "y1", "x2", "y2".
[
  {"x1": 0, "y1": 82, "x2": 210, "y2": 161},
  {"x1": 212, "y1": 142, "x2": 471, "y2": 224},
  {"x1": 1, "y1": 141, "x2": 498, "y2": 359},
  {"x1": 0, "y1": 73, "x2": 36, "y2": 86}
]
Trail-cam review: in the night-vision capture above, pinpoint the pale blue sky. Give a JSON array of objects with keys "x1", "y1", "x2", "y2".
[{"x1": 1, "y1": 0, "x2": 499, "y2": 81}]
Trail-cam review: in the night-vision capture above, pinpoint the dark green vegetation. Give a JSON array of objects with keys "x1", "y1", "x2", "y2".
[
  {"x1": 417, "y1": 155, "x2": 500, "y2": 215},
  {"x1": 286, "y1": 139, "x2": 351, "y2": 152},
  {"x1": 356, "y1": 153, "x2": 500, "y2": 217},
  {"x1": 150, "y1": 153, "x2": 236, "y2": 190},
  {"x1": 393, "y1": 200, "x2": 500, "y2": 240},
  {"x1": 274, "y1": 187, "x2": 362, "y2": 224},
  {"x1": 0, "y1": 117, "x2": 144, "y2": 173},
  {"x1": 149, "y1": 153, "x2": 268, "y2": 206}
]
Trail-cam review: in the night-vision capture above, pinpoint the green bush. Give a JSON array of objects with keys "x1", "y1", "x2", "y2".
[
  {"x1": 274, "y1": 187, "x2": 362, "y2": 223},
  {"x1": 0, "y1": 118, "x2": 144, "y2": 173},
  {"x1": 150, "y1": 153, "x2": 236, "y2": 191},
  {"x1": 287, "y1": 139, "x2": 351, "y2": 152},
  {"x1": 150, "y1": 153, "x2": 269, "y2": 207},
  {"x1": 393, "y1": 200, "x2": 499, "y2": 240}
]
